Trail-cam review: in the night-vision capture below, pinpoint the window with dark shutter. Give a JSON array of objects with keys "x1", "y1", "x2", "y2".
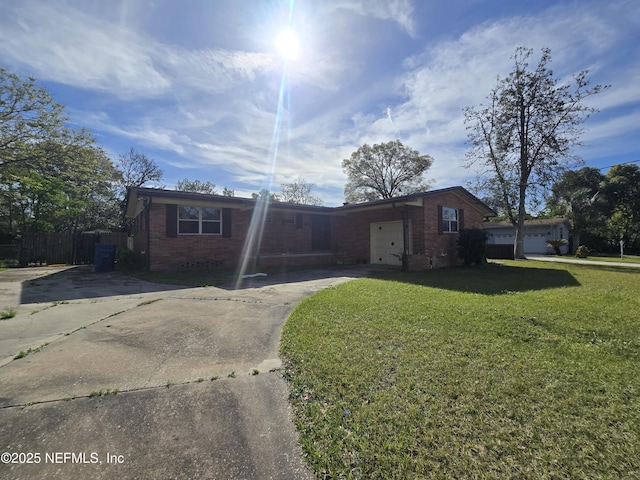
[
  {"x1": 441, "y1": 206, "x2": 459, "y2": 233},
  {"x1": 222, "y1": 208, "x2": 232, "y2": 237},
  {"x1": 166, "y1": 204, "x2": 178, "y2": 237},
  {"x1": 174, "y1": 205, "x2": 223, "y2": 235}
]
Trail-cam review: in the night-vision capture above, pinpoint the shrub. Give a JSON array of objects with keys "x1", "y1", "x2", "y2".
[
  {"x1": 116, "y1": 248, "x2": 141, "y2": 271},
  {"x1": 575, "y1": 245, "x2": 590, "y2": 258},
  {"x1": 456, "y1": 228, "x2": 488, "y2": 266},
  {"x1": 547, "y1": 239, "x2": 568, "y2": 255}
]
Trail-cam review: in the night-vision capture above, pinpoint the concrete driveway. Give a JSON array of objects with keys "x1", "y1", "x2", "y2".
[{"x1": 0, "y1": 265, "x2": 375, "y2": 479}]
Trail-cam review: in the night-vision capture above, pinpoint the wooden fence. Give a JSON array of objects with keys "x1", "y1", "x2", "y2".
[{"x1": 0, "y1": 232, "x2": 129, "y2": 266}]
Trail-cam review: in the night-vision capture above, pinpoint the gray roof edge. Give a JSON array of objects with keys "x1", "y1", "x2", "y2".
[{"x1": 127, "y1": 185, "x2": 495, "y2": 216}]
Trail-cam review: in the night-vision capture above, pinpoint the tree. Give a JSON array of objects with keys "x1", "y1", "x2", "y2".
[
  {"x1": 175, "y1": 178, "x2": 217, "y2": 194},
  {"x1": 342, "y1": 140, "x2": 433, "y2": 203},
  {"x1": 251, "y1": 189, "x2": 280, "y2": 202},
  {"x1": 547, "y1": 167, "x2": 604, "y2": 253},
  {"x1": 115, "y1": 147, "x2": 163, "y2": 230},
  {"x1": 0, "y1": 139, "x2": 119, "y2": 235},
  {"x1": 464, "y1": 47, "x2": 608, "y2": 258},
  {"x1": 116, "y1": 147, "x2": 163, "y2": 191},
  {"x1": 52, "y1": 143, "x2": 119, "y2": 232},
  {"x1": 0, "y1": 69, "x2": 120, "y2": 236},
  {"x1": 600, "y1": 164, "x2": 640, "y2": 252},
  {"x1": 0, "y1": 67, "x2": 68, "y2": 170},
  {"x1": 280, "y1": 177, "x2": 323, "y2": 205}
]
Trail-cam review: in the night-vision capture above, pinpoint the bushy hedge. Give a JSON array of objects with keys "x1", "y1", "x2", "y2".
[
  {"x1": 116, "y1": 248, "x2": 142, "y2": 271},
  {"x1": 456, "y1": 228, "x2": 488, "y2": 266}
]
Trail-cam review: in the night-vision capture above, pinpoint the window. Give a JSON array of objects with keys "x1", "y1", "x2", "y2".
[
  {"x1": 441, "y1": 207, "x2": 458, "y2": 233},
  {"x1": 178, "y1": 206, "x2": 221, "y2": 235},
  {"x1": 281, "y1": 213, "x2": 295, "y2": 224}
]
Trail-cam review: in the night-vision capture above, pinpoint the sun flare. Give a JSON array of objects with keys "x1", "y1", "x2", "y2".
[{"x1": 275, "y1": 28, "x2": 300, "y2": 60}]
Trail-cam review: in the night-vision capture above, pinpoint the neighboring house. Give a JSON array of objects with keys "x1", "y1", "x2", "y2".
[
  {"x1": 125, "y1": 186, "x2": 495, "y2": 272},
  {"x1": 484, "y1": 217, "x2": 572, "y2": 255}
]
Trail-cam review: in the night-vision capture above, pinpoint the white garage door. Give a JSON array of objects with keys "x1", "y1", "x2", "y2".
[
  {"x1": 370, "y1": 221, "x2": 404, "y2": 265},
  {"x1": 524, "y1": 234, "x2": 549, "y2": 254}
]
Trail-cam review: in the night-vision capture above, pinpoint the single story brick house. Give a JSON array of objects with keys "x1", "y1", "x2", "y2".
[
  {"x1": 484, "y1": 217, "x2": 572, "y2": 255},
  {"x1": 125, "y1": 186, "x2": 495, "y2": 272}
]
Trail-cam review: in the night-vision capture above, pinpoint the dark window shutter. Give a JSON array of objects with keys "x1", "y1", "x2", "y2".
[
  {"x1": 295, "y1": 213, "x2": 304, "y2": 229},
  {"x1": 437, "y1": 205, "x2": 443, "y2": 235},
  {"x1": 458, "y1": 208, "x2": 464, "y2": 231},
  {"x1": 222, "y1": 208, "x2": 232, "y2": 237},
  {"x1": 166, "y1": 204, "x2": 177, "y2": 237}
]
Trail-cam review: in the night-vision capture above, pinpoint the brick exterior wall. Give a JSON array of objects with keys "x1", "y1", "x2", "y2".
[
  {"x1": 260, "y1": 211, "x2": 313, "y2": 254},
  {"x1": 137, "y1": 204, "x2": 333, "y2": 271},
  {"x1": 332, "y1": 207, "x2": 408, "y2": 265},
  {"x1": 332, "y1": 191, "x2": 488, "y2": 269},
  {"x1": 143, "y1": 203, "x2": 252, "y2": 271},
  {"x1": 131, "y1": 211, "x2": 149, "y2": 269},
  {"x1": 131, "y1": 189, "x2": 490, "y2": 272},
  {"x1": 417, "y1": 191, "x2": 487, "y2": 269}
]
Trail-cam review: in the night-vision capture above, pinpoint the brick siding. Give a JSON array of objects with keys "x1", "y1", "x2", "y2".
[{"x1": 132, "y1": 189, "x2": 489, "y2": 272}]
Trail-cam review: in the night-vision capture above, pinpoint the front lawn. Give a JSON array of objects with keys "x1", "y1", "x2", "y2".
[{"x1": 280, "y1": 261, "x2": 640, "y2": 479}]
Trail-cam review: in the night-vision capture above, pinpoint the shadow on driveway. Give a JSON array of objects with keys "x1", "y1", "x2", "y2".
[{"x1": 17, "y1": 265, "x2": 185, "y2": 305}]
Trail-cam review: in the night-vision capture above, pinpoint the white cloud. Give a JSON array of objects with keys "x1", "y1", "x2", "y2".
[
  {"x1": 0, "y1": 3, "x2": 170, "y2": 97},
  {"x1": 332, "y1": 0, "x2": 417, "y2": 37},
  {"x1": 363, "y1": 0, "x2": 640, "y2": 189},
  {"x1": 2, "y1": 0, "x2": 637, "y2": 207},
  {"x1": 160, "y1": 48, "x2": 277, "y2": 94},
  {"x1": 0, "y1": 2, "x2": 283, "y2": 99}
]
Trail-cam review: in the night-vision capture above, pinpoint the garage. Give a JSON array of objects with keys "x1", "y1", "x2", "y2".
[
  {"x1": 523, "y1": 233, "x2": 550, "y2": 254},
  {"x1": 370, "y1": 221, "x2": 404, "y2": 265}
]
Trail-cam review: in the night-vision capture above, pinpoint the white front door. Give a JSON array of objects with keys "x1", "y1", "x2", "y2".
[{"x1": 370, "y1": 221, "x2": 404, "y2": 265}]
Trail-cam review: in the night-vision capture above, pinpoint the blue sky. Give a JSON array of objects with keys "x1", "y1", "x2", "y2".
[{"x1": 1, "y1": 0, "x2": 638, "y2": 206}]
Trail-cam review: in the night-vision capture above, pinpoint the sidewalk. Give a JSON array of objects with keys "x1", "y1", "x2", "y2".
[{"x1": 525, "y1": 254, "x2": 640, "y2": 269}]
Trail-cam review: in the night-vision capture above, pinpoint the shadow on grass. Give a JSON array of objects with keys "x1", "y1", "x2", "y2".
[{"x1": 379, "y1": 263, "x2": 581, "y2": 295}]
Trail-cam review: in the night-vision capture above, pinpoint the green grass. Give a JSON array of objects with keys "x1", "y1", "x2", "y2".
[
  {"x1": 0, "y1": 307, "x2": 17, "y2": 319},
  {"x1": 280, "y1": 261, "x2": 640, "y2": 479}
]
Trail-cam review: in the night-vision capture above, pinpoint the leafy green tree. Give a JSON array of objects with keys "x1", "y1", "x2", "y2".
[
  {"x1": 1, "y1": 140, "x2": 119, "y2": 235},
  {"x1": 280, "y1": 177, "x2": 323, "y2": 205},
  {"x1": 547, "y1": 167, "x2": 604, "y2": 253},
  {"x1": 600, "y1": 164, "x2": 640, "y2": 251},
  {"x1": 1, "y1": 141, "x2": 119, "y2": 235},
  {"x1": 52, "y1": 142, "x2": 119, "y2": 232},
  {"x1": 175, "y1": 178, "x2": 217, "y2": 194},
  {"x1": 0, "y1": 67, "x2": 68, "y2": 170},
  {"x1": 0, "y1": 68, "x2": 121, "y2": 236},
  {"x1": 342, "y1": 140, "x2": 433, "y2": 203},
  {"x1": 464, "y1": 47, "x2": 608, "y2": 258}
]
